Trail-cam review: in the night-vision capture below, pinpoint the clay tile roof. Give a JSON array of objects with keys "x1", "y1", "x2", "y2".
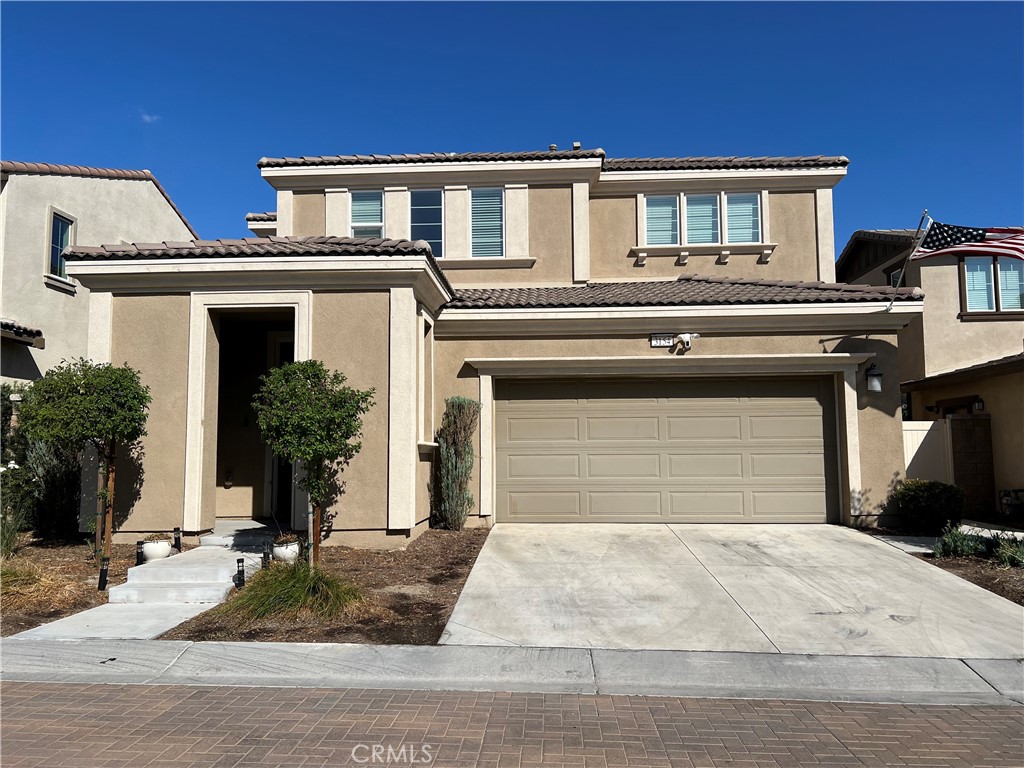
[
  {"x1": 902, "y1": 351, "x2": 1024, "y2": 390},
  {"x1": 602, "y1": 155, "x2": 850, "y2": 172},
  {"x1": 258, "y1": 149, "x2": 607, "y2": 168},
  {"x1": 0, "y1": 318, "x2": 44, "y2": 339},
  {"x1": 63, "y1": 236, "x2": 453, "y2": 295},
  {"x1": 245, "y1": 211, "x2": 277, "y2": 222},
  {"x1": 445, "y1": 274, "x2": 922, "y2": 310},
  {"x1": 0, "y1": 160, "x2": 198, "y2": 238}
]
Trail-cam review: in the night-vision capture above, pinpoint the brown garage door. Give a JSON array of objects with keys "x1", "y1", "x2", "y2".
[{"x1": 495, "y1": 378, "x2": 838, "y2": 523}]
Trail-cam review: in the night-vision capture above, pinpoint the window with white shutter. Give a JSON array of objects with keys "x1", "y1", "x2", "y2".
[
  {"x1": 965, "y1": 256, "x2": 995, "y2": 311},
  {"x1": 726, "y1": 193, "x2": 760, "y2": 243},
  {"x1": 997, "y1": 257, "x2": 1023, "y2": 311},
  {"x1": 645, "y1": 195, "x2": 679, "y2": 245},
  {"x1": 685, "y1": 195, "x2": 719, "y2": 244},
  {"x1": 471, "y1": 188, "x2": 503, "y2": 257},
  {"x1": 350, "y1": 191, "x2": 384, "y2": 238}
]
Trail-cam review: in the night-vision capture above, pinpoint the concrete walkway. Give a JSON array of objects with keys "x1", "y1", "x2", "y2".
[
  {"x1": 2, "y1": 638, "x2": 1022, "y2": 706},
  {"x1": 441, "y1": 524, "x2": 1024, "y2": 658}
]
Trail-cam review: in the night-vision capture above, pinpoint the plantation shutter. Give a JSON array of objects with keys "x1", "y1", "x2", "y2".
[
  {"x1": 726, "y1": 193, "x2": 760, "y2": 243},
  {"x1": 997, "y1": 257, "x2": 1023, "y2": 310},
  {"x1": 351, "y1": 191, "x2": 384, "y2": 237},
  {"x1": 471, "y1": 188, "x2": 503, "y2": 257},
  {"x1": 965, "y1": 257, "x2": 995, "y2": 311},
  {"x1": 685, "y1": 195, "x2": 719, "y2": 244},
  {"x1": 645, "y1": 196, "x2": 679, "y2": 245}
]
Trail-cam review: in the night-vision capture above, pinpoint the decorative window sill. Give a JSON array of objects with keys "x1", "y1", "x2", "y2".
[
  {"x1": 629, "y1": 243, "x2": 777, "y2": 267},
  {"x1": 958, "y1": 311, "x2": 1024, "y2": 322},
  {"x1": 43, "y1": 273, "x2": 77, "y2": 295},
  {"x1": 417, "y1": 441, "x2": 438, "y2": 458},
  {"x1": 437, "y1": 257, "x2": 536, "y2": 270}
]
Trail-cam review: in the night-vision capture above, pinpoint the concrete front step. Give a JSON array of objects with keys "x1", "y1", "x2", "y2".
[
  {"x1": 108, "y1": 581, "x2": 234, "y2": 604},
  {"x1": 127, "y1": 561, "x2": 236, "y2": 584}
]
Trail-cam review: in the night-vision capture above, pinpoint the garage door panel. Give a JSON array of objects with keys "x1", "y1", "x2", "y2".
[
  {"x1": 495, "y1": 377, "x2": 837, "y2": 524},
  {"x1": 669, "y1": 491, "x2": 746, "y2": 517},
  {"x1": 666, "y1": 416, "x2": 742, "y2": 440},
  {"x1": 589, "y1": 491, "x2": 662, "y2": 517},
  {"x1": 586, "y1": 417, "x2": 660, "y2": 441},
  {"x1": 588, "y1": 454, "x2": 661, "y2": 479},
  {"x1": 667, "y1": 454, "x2": 744, "y2": 478}
]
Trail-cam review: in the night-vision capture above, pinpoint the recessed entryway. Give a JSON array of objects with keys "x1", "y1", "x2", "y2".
[{"x1": 441, "y1": 524, "x2": 1024, "y2": 658}]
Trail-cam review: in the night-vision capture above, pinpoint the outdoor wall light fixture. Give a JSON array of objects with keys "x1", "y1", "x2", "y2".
[
  {"x1": 224, "y1": 471, "x2": 234, "y2": 490},
  {"x1": 865, "y1": 364, "x2": 884, "y2": 393},
  {"x1": 973, "y1": 399, "x2": 985, "y2": 412}
]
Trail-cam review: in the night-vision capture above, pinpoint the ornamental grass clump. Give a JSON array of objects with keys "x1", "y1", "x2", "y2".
[
  {"x1": 220, "y1": 561, "x2": 359, "y2": 623},
  {"x1": 431, "y1": 396, "x2": 481, "y2": 531},
  {"x1": 932, "y1": 522, "x2": 986, "y2": 558}
]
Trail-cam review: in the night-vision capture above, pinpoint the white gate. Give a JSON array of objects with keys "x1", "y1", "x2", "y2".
[{"x1": 903, "y1": 420, "x2": 953, "y2": 483}]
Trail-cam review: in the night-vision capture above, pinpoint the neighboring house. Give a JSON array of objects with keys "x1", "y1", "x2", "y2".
[
  {"x1": 0, "y1": 161, "x2": 197, "y2": 383},
  {"x1": 65, "y1": 147, "x2": 923, "y2": 548},
  {"x1": 836, "y1": 228, "x2": 1024, "y2": 520}
]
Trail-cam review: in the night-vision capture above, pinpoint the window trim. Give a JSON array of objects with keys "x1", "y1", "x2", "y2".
[
  {"x1": 47, "y1": 206, "x2": 75, "y2": 279},
  {"x1": 470, "y1": 186, "x2": 505, "y2": 258},
  {"x1": 349, "y1": 189, "x2": 385, "y2": 238},
  {"x1": 957, "y1": 254, "x2": 1024, "y2": 320},
  {"x1": 410, "y1": 188, "x2": 444, "y2": 259},
  {"x1": 641, "y1": 191, "x2": 765, "y2": 247}
]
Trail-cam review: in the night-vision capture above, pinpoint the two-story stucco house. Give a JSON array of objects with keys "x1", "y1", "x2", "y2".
[
  {"x1": 0, "y1": 161, "x2": 197, "y2": 383},
  {"x1": 63, "y1": 147, "x2": 923, "y2": 548},
  {"x1": 837, "y1": 227, "x2": 1023, "y2": 521}
]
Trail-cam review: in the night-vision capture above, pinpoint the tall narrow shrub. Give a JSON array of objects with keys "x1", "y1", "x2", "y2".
[{"x1": 432, "y1": 396, "x2": 481, "y2": 531}]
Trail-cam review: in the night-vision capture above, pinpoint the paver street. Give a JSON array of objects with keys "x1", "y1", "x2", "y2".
[{"x1": 1, "y1": 682, "x2": 1021, "y2": 767}]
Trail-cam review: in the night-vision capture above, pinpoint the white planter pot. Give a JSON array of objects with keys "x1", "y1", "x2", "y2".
[
  {"x1": 273, "y1": 542, "x2": 301, "y2": 563},
  {"x1": 143, "y1": 540, "x2": 173, "y2": 562}
]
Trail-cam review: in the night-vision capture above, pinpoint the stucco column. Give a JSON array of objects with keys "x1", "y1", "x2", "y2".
[
  {"x1": 478, "y1": 374, "x2": 493, "y2": 517},
  {"x1": 572, "y1": 182, "x2": 590, "y2": 283},
  {"x1": 325, "y1": 188, "x2": 350, "y2": 236},
  {"x1": 384, "y1": 187, "x2": 410, "y2": 240},
  {"x1": 815, "y1": 188, "x2": 836, "y2": 283},
  {"x1": 276, "y1": 190, "x2": 293, "y2": 237},
  {"x1": 504, "y1": 184, "x2": 529, "y2": 258},
  {"x1": 443, "y1": 186, "x2": 469, "y2": 258},
  {"x1": 388, "y1": 287, "x2": 418, "y2": 531}
]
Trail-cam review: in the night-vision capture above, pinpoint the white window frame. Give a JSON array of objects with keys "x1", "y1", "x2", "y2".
[
  {"x1": 349, "y1": 190, "x2": 385, "y2": 238},
  {"x1": 641, "y1": 191, "x2": 767, "y2": 247},
  {"x1": 410, "y1": 188, "x2": 445, "y2": 259},
  {"x1": 46, "y1": 206, "x2": 76, "y2": 279},
  {"x1": 469, "y1": 187, "x2": 506, "y2": 258},
  {"x1": 960, "y1": 254, "x2": 1024, "y2": 315}
]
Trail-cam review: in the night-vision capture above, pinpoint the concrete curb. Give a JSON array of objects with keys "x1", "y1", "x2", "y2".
[{"x1": 2, "y1": 639, "x2": 1021, "y2": 706}]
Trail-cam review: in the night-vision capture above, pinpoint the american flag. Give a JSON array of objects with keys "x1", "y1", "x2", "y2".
[{"x1": 910, "y1": 222, "x2": 1024, "y2": 261}]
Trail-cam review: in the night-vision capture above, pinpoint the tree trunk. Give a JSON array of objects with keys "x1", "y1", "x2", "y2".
[
  {"x1": 312, "y1": 501, "x2": 321, "y2": 565},
  {"x1": 94, "y1": 461, "x2": 104, "y2": 565},
  {"x1": 102, "y1": 440, "x2": 116, "y2": 559}
]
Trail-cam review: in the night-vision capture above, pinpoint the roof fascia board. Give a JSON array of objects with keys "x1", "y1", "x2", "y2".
[
  {"x1": 596, "y1": 168, "x2": 846, "y2": 192},
  {"x1": 434, "y1": 302, "x2": 922, "y2": 337},
  {"x1": 260, "y1": 158, "x2": 604, "y2": 190},
  {"x1": 466, "y1": 353, "x2": 875, "y2": 377}
]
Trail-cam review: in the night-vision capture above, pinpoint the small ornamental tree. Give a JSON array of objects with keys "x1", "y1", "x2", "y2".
[
  {"x1": 17, "y1": 359, "x2": 150, "y2": 561},
  {"x1": 431, "y1": 396, "x2": 481, "y2": 531},
  {"x1": 251, "y1": 361, "x2": 374, "y2": 564}
]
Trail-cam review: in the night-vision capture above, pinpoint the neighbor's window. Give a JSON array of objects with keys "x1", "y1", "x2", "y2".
[
  {"x1": 350, "y1": 191, "x2": 384, "y2": 238},
  {"x1": 49, "y1": 213, "x2": 73, "y2": 277},
  {"x1": 470, "y1": 188, "x2": 503, "y2": 257},
  {"x1": 410, "y1": 189, "x2": 443, "y2": 258},
  {"x1": 644, "y1": 192, "x2": 760, "y2": 246},
  {"x1": 963, "y1": 255, "x2": 1024, "y2": 314}
]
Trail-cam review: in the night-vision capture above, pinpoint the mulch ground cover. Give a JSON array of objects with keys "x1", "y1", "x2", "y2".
[
  {"x1": 161, "y1": 527, "x2": 489, "y2": 644},
  {"x1": 0, "y1": 535, "x2": 138, "y2": 636},
  {"x1": 915, "y1": 553, "x2": 1024, "y2": 606}
]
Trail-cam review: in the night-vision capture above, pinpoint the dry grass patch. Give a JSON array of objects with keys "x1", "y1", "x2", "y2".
[{"x1": 0, "y1": 560, "x2": 93, "y2": 613}]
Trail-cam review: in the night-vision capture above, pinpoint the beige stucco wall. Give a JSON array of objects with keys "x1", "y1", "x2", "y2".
[
  {"x1": 917, "y1": 257, "x2": 1024, "y2": 377},
  {"x1": 109, "y1": 294, "x2": 191, "y2": 533},
  {"x1": 588, "y1": 192, "x2": 821, "y2": 282},
  {"x1": 311, "y1": 291, "x2": 395, "y2": 545},
  {"x1": 439, "y1": 187, "x2": 574, "y2": 286},
  {"x1": 291, "y1": 192, "x2": 326, "y2": 237},
  {"x1": 0, "y1": 174, "x2": 194, "y2": 382},
  {"x1": 910, "y1": 371, "x2": 1024, "y2": 495},
  {"x1": 434, "y1": 331, "x2": 904, "y2": 528}
]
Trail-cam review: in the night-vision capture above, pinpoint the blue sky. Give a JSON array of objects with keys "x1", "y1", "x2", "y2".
[{"x1": 3, "y1": 2, "x2": 1021, "y2": 253}]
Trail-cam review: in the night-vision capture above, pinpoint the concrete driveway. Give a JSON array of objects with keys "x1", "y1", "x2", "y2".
[{"x1": 440, "y1": 524, "x2": 1024, "y2": 658}]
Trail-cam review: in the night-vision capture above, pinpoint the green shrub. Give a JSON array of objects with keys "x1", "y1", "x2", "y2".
[
  {"x1": 431, "y1": 396, "x2": 481, "y2": 531},
  {"x1": 884, "y1": 479, "x2": 966, "y2": 535},
  {"x1": 993, "y1": 536, "x2": 1024, "y2": 568},
  {"x1": 220, "y1": 561, "x2": 359, "y2": 623},
  {"x1": 933, "y1": 522, "x2": 986, "y2": 558}
]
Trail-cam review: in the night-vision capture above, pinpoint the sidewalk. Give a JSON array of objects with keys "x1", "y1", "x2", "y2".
[{"x1": 2, "y1": 638, "x2": 1021, "y2": 706}]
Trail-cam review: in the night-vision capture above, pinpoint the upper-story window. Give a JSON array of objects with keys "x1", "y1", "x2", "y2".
[
  {"x1": 49, "y1": 212, "x2": 73, "y2": 277},
  {"x1": 963, "y1": 255, "x2": 1023, "y2": 314},
  {"x1": 471, "y1": 188, "x2": 503, "y2": 257},
  {"x1": 350, "y1": 191, "x2": 384, "y2": 238},
  {"x1": 644, "y1": 192, "x2": 762, "y2": 246},
  {"x1": 411, "y1": 190, "x2": 443, "y2": 258}
]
